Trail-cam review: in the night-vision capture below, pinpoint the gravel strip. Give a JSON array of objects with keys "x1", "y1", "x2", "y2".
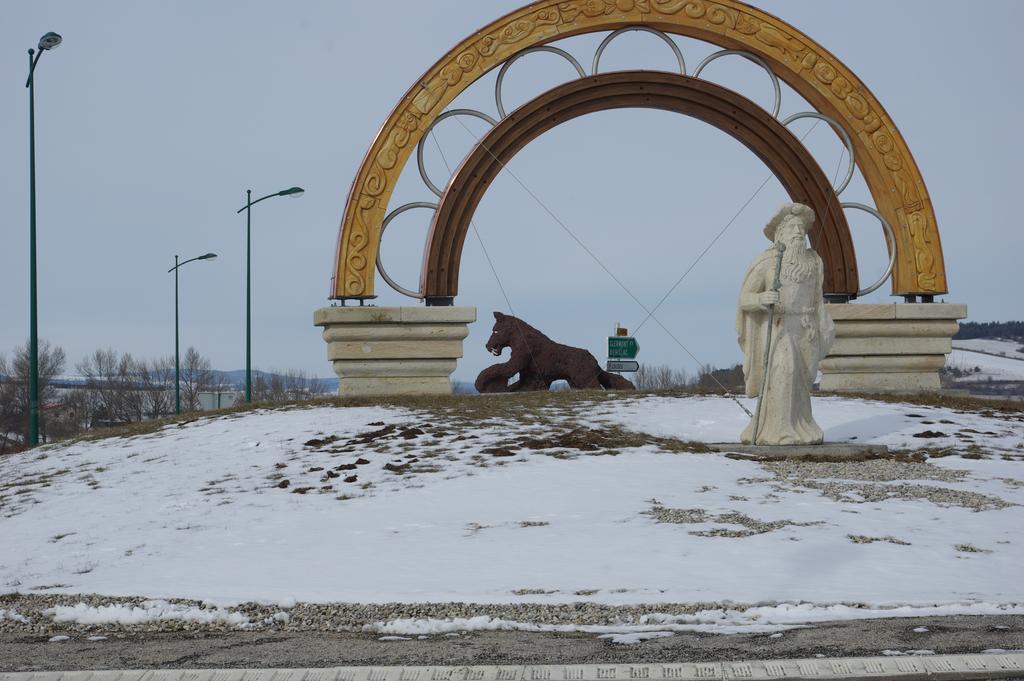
[
  {"x1": 764, "y1": 459, "x2": 970, "y2": 483},
  {"x1": 0, "y1": 593, "x2": 739, "y2": 636},
  {"x1": 745, "y1": 459, "x2": 1015, "y2": 511}
]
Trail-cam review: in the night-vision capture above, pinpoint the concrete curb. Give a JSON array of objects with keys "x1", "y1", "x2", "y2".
[{"x1": 3, "y1": 653, "x2": 1022, "y2": 681}]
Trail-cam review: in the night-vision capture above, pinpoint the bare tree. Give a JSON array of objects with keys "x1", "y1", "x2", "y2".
[
  {"x1": 0, "y1": 354, "x2": 19, "y2": 453},
  {"x1": 251, "y1": 368, "x2": 329, "y2": 403},
  {"x1": 180, "y1": 347, "x2": 213, "y2": 412},
  {"x1": 51, "y1": 389, "x2": 90, "y2": 442},
  {"x1": 0, "y1": 340, "x2": 66, "y2": 450},
  {"x1": 633, "y1": 364, "x2": 691, "y2": 391},
  {"x1": 143, "y1": 356, "x2": 175, "y2": 419},
  {"x1": 282, "y1": 369, "x2": 309, "y2": 401},
  {"x1": 696, "y1": 364, "x2": 745, "y2": 392},
  {"x1": 76, "y1": 349, "x2": 148, "y2": 426},
  {"x1": 77, "y1": 349, "x2": 116, "y2": 426},
  {"x1": 308, "y1": 375, "x2": 331, "y2": 398},
  {"x1": 250, "y1": 371, "x2": 272, "y2": 403}
]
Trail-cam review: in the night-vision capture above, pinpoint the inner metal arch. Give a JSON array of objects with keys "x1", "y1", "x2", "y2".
[
  {"x1": 421, "y1": 71, "x2": 859, "y2": 301},
  {"x1": 781, "y1": 111, "x2": 856, "y2": 196},
  {"x1": 377, "y1": 201, "x2": 437, "y2": 299},
  {"x1": 495, "y1": 46, "x2": 587, "y2": 119},
  {"x1": 592, "y1": 26, "x2": 686, "y2": 76},
  {"x1": 693, "y1": 49, "x2": 782, "y2": 119},
  {"x1": 416, "y1": 109, "x2": 498, "y2": 198},
  {"x1": 842, "y1": 202, "x2": 897, "y2": 297}
]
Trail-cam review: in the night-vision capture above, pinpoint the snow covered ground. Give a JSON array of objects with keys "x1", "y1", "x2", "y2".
[{"x1": 1, "y1": 394, "x2": 1022, "y2": 636}]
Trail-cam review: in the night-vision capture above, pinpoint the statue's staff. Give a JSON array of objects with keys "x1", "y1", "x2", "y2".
[{"x1": 751, "y1": 241, "x2": 786, "y2": 445}]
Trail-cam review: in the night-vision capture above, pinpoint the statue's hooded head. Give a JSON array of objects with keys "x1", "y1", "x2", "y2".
[{"x1": 763, "y1": 203, "x2": 815, "y2": 243}]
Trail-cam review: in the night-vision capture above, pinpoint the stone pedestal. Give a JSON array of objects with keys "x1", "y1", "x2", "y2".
[
  {"x1": 820, "y1": 303, "x2": 967, "y2": 393},
  {"x1": 314, "y1": 306, "x2": 476, "y2": 397}
]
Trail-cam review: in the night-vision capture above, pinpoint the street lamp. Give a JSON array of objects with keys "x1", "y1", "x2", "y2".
[
  {"x1": 25, "y1": 31, "x2": 62, "y2": 447},
  {"x1": 168, "y1": 253, "x2": 218, "y2": 415},
  {"x1": 236, "y1": 186, "x2": 304, "y2": 402}
]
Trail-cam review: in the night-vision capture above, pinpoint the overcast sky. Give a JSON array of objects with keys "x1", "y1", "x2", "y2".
[{"x1": 3, "y1": 1, "x2": 1022, "y2": 383}]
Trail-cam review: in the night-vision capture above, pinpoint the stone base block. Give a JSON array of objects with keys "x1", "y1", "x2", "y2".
[
  {"x1": 314, "y1": 306, "x2": 476, "y2": 397},
  {"x1": 334, "y1": 376, "x2": 454, "y2": 396},
  {"x1": 821, "y1": 372, "x2": 940, "y2": 392},
  {"x1": 820, "y1": 303, "x2": 966, "y2": 394}
]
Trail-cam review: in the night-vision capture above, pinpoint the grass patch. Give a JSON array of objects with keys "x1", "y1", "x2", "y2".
[
  {"x1": 848, "y1": 534, "x2": 911, "y2": 546},
  {"x1": 954, "y1": 543, "x2": 993, "y2": 554},
  {"x1": 644, "y1": 501, "x2": 822, "y2": 537},
  {"x1": 511, "y1": 588, "x2": 557, "y2": 596},
  {"x1": 511, "y1": 426, "x2": 710, "y2": 456}
]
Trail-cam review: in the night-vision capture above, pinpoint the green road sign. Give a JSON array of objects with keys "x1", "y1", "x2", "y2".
[{"x1": 608, "y1": 336, "x2": 639, "y2": 359}]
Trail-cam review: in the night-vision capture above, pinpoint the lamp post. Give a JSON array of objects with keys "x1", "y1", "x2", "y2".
[
  {"x1": 25, "y1": 31, "x2": 62, "y2": 447},
  {"x1": 168, "y1": 253, "x2": 218, "y2": 415},
  {"x1": 236, "y1": 186, "x2": 304, "y2": 402}
]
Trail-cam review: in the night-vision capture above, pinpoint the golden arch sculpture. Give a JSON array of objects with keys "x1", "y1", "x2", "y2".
[{"x1": 332, "y1": 0, "x2": 947, "y2": 300}]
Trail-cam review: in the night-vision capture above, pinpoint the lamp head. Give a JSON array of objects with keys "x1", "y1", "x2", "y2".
[
  {"x1": 38, "y1": 32, "x2": 62, "y2": 50},
  {"x1": 199, "y1": 253, "x2": 218, "y2": 261},
  {"x1": 279, "y1": 186, "x2": 304, "y2": 198}
]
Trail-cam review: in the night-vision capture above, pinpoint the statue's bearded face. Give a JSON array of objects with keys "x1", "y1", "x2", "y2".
[
  {"x1": 776, "y1": 216, "x2": 816, "y2": 282},
  {"x1": 775, "y1": 216, "x2": 808, "y2": 246}
]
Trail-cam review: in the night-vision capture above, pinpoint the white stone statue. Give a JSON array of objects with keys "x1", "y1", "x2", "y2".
[{"x1": 736, "y1": 203, "x2": 835, "y2": 445}]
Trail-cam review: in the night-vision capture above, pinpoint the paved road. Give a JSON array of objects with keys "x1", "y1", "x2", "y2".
[{"x1": 3, "y1": 616, "x2": 1021, "y2": 672}]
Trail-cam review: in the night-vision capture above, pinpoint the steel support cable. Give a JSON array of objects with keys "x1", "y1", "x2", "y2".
[
  {"x1": 428, "y1": 129, "x2": 546, "y2": 386},
  {"x1": 632, "y1": 119, "x2": 823, "y2": 336},
  {"x1": 448, "y1": 114, "x2": 752, "y2": 414}
]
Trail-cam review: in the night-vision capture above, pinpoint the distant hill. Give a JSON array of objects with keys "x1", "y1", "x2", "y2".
[
  {"x1": 211, "y1": 370, "x2": 338, "y2": 393},
  {"x1": 954, "y1": 321, "x2": 1024, "y2": 341},
  {"x1": 210, "y1": 371, "x2": 474, "y2": 395}
]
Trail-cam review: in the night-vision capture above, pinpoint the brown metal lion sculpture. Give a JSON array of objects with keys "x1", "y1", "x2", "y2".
[{"x1": 475, "y1": 312, "x2": 636, "y2": 393}]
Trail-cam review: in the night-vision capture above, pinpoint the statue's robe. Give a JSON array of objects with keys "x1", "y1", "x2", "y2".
[{"x1": 736, "y1": 247, "x2": 835, "y2": 445}]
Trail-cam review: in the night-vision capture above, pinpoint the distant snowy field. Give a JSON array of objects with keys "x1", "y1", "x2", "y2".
[
  {"x1": 948, "y1": 338, "x2": 1024, "y2": 382},
  {"x1": 952, "y1": 338, "x2": 1024, "y2": 361},
  {"x1": 1, "y1": 395, "x2": 1022, "y2": 635},
  {"x1": 947, "y1": 349, "x2": 1024, "y2": 382}
]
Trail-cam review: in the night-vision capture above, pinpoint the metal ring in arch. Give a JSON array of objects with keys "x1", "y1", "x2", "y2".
[
  {"x1": 842, "y1": 201, "x2": 896, "y2": 298},
  {"x1": 495, "y1": 46, "x2": 586, "y2": 119},
  {"x1": 376, "y1": 201, "x2": 437, "y2": 299},
  {"x1": 693, "y1": 49, "x2": 782, "y2": 119},
  {"x1": 416, "y1": 109, "x2": 498, "y2": 198},
  {"x1": 592, "y1": 26, "x2": 686, "y2": 76},
  {"x1": 781, "y1": 112, "x2": 856, "y2": 195}
]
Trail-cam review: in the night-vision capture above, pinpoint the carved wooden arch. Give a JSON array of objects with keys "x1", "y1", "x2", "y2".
[
  {"x1": 423, "y1": 70, "x2": 855, "y2": 299},
  {"x1": 333, "y1": 0, "x2": 946, "y2": 299}
]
